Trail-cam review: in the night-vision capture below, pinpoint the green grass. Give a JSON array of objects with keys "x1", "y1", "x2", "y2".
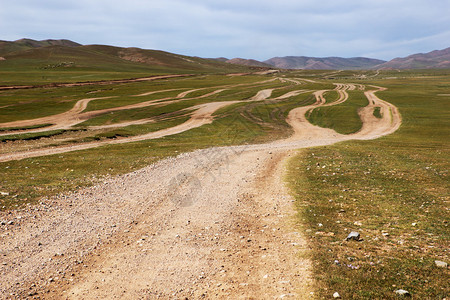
[
  {"x1": 0, "y1": 129, "x2": 83, "y2": 142},
  {"x1": 0, "y1": 85, "x2": 97, "y2": 123},
  {"x1": 287, "y1": 73, "x2": 450, "y2": 299},
  {"x1": 373, "y1": 107, "x2": 382, "y2": 118},
  {"x1": 244, "y1": 93, "x2": 316, "y2": 125},
  {"x1": 0, "y1": 123, "x2": 53, "y2": 132},
  {"x1": 0, "y1": 75, "x2": 305, "y2": 209},
  {"x1": 0, "y1": 74, "x2": 272, "y2": 123},
  {"x1": 0, "y1": 44, "x2": 256, "y2": 85},
  {"x1": 323, "y1": 90, "x2": 341, "y2": 104},
  {"x1": 0, "y1": 104, "x2": 284, "y2": 209},
  {"x1": 306, "y1": 90, "x2": 368, "y2": 134},
  {"x1": 0, "y1": 67, "x2": 448, "y2": 298}
]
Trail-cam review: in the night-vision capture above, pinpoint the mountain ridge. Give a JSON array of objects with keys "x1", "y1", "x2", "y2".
[
  {"x1": 264, "y1": 56, "x2": 386, "y2": 70},
  {"x1": 1, "y1": 38, "x2": 449, "y2": 70},
  {"x1": 0, "y1": 38, "x2": 81, "y2": 56},
  {"x1": 374, "y1": 47, "x2": 450, "y2": 69}
]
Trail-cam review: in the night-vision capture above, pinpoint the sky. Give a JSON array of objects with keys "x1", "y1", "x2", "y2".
[{"x1": 1, "y1": 0, "x2": 449, "y2": 61}]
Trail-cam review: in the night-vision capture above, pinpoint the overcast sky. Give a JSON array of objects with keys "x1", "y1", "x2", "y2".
[{"x1": 1, "y1": 0, "x2": 449, "y2": 60}]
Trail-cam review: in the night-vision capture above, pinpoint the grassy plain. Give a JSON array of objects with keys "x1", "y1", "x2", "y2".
[
  {"x1": 306, "y1": 90, "x2": 368, "y2": 134},
  {"x1": 287, "y1": 71, "x2": 449, "y2": 298},
  {"x1": 0, "y1": 72, "x2": 310, "y2": 209},
  {"x1": 0, "y1": 64, "x2": 448, "y2": 299},
  {"x1": 0, "y1": 45, "x2": 252, "y2": 85}
]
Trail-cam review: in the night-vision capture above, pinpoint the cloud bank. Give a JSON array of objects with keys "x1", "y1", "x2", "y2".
[{"x1": 1, "y1": 0, "x2": 449, "y2": 60}]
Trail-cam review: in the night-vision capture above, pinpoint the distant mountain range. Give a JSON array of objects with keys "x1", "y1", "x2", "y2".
[
  {"x1": 226, "y1": 58, "x2": 273, "y2": 68},
  {"x1": 1, "y1": 38, "x2": 449, "y2": 71},
  {"x1": 216, "y1": 47, "x2": 450, "y2": 70},
  {"x1": 374, "y1": 47, "x2": 450, "y2": 69},
  {"x1": 264, "y1": 56, "x2": 386, "y2": 70}
]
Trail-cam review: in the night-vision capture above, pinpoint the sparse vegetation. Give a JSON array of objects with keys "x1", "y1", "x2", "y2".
[
  {"x1": 306, "y1": 90, "x2": 368, "y2": 134},
  {"x1": 0, "y1": 47, "x2": 448, "y2": 298},
  {"x1": 0, "y1": 123, "x2": 53, "y2": 132},
  {"x1": 373, "y1": 106, "x2": 382, "y2": 118},
  {"x1": 0, "y1": 129, "x2": 83, "y2": 142},
  {"x1": 287, "y1": 73, "x2": 449, "y2": 298}
]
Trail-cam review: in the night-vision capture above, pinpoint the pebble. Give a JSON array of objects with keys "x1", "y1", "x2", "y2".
[
  {"x1": 435, "y1": 260, "x2": 448, "y2": 268},
  {"x1": 279, "y1": 293, "x2": 296, "y2": 298},
  {"x1": 394, "y1": 289, "x2": 410, "y2": 296},
  {"x1": 345, "y1": 231, "x2": 361, "y2": 241},
  {"x1": 333, "y1": 292, "x2": 341, "y2": 298}
]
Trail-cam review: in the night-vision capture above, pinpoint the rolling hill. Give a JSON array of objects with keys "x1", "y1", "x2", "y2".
[
  {"x1": 0, "y1": 39, "x2": 258, "y2": 73},
  {"x1": 226, "y1": 58, "x2": 273, "y2": 68},
  {"x1": 264, "y1": 56, "x2": 386, "y2": 70},
  {"x1": 1, "y1": 39, "x2": 449, "y2": 77},
  {"x1": 212, "y1": 48, "x2": 450, "y2": 70},
  {"x1": 374, "y1": 47, "x2": 450, "y2": 69},
  {"x1": 0, "y1": 38, "x2": 80, "y2": 56},
  {"x1": 209, "y1": 57, "x2": 273, "y2": 68},
  {"x1": 0, "y1": 39, "x2": 262, "y2": 85}
]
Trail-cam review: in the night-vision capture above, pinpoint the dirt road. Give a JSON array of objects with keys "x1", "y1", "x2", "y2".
[{"x1": 0, "y1": 83, "x2": 401, "y2": 299}]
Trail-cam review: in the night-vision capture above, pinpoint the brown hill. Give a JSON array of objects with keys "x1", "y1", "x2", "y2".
[
  {"x1": 264, "y1": 56, "x2": 386, "y2": 70},
  {"x1": 0, "y1": 38, "x2": 80, "y2": 56},
  {"x1": 376, "y1": 47, "x2": 450, "y2": 69},
  {"x1": 226, "y1": 58, "x2": 272, "y2": 68},
  {"x1": 0, "y1": 40, "x2": 254, "y2": 76}
]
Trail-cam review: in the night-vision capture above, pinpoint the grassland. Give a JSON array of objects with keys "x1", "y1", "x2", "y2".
[
  {"x1": 0, "y1": 72, "x2": 310, "y2": 209},
  {"x1": 0, "y1": 44, "x2": 258, "y2": 85},
  {"x1": 306, "y1": 90, "x2": 368, "y2": 134},
  {"x1": 0, "y1": 62, "x2": 448, "y2": 298},
  {"x1": 287, "y1": 72, "x2": 449, "y2": 298}
]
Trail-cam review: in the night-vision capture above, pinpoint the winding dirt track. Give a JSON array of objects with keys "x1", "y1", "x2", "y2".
[
  {"x1": 0, "y1": 80, "x2": 277, "y2": 162},
  {"x1": 0, "y1": 78, "x2": 278, "y2": 137},
  {"x1": 0, "y1": 81, "x2": 401, "y2": 299}
]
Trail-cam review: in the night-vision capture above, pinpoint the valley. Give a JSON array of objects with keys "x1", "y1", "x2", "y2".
[{"x1": 0, "y1": 41, "x2": 448, "y2": 299}]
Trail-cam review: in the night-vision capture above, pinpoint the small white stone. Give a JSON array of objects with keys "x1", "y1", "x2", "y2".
[
  {"x1": 435, "y1": 260, "x2": 448, "y2": 268},
  {"x1": 279, "y1": 294, "x2": 296, "y2": 298},
  {"x1": 395, "y1": 289, "x2": 410, "y2": 296}
]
